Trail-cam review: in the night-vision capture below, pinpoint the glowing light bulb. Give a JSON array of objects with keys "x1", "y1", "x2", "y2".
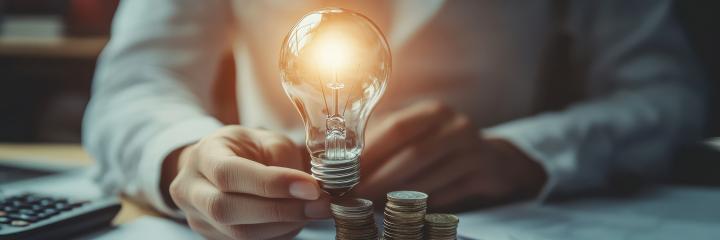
[{"x1": 279, "y1": 8, "x2": 391, "y2": 196}]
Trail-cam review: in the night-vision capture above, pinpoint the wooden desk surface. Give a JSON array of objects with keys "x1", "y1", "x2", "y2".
[
  {"x1": 0, "y1": 143, "x2": 161, "y2": 225},
  {"x1": 0, "y1": 36, "x2": 107, "y2": 58}
]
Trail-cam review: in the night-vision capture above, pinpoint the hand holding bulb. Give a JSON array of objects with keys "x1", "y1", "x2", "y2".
[
  {"x1": 163, "y1": 8, "x2": 390, "y2": 239},
  {"x1": 165, "y1": 126, "x2": 330, "y2": 240}
]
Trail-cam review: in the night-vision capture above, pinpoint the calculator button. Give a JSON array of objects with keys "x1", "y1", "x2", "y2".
[
  {"x1": 43, "y1": 209, "x2": 58, "y2": 215},
  {"x1": 9, "y1": 201, "x2": 23, "y2": 208},
  {"x1": 0, "y1": 210, "x2": 6, "y2": 216},
  {"x1": 0, "y1": 216, "x2": 10, "y2": 224},
  {"x1": 25, "y1": 195, "x2": 41, "y2": 204},
  {"x1": 39, "y1": 199, "x2": 54, "y2": 206},
  {"x1": 2, "y1": 206, "x2": 17, "y2": 213},
  {"x1": 9, "y1": 214, "x2": 38, "y2": 223},
  {"x1": 35, "y1": 212, "x2": 51, "y2": 220},
  {"x1": 54, "y1": 203, "x2": 73, "y2": 211},
  {"x1": 10, "y1": 220, "x2": 29, "y2": 227},
  {"x1": 19, "y1": 209, "x2": 36, "y2": 215}
]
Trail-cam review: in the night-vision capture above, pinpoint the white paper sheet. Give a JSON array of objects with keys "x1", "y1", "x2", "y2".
[{"x1": 455, "y1": 186, "x2": 720, "y2": 240}]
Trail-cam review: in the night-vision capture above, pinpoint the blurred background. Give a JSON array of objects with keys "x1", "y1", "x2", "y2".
[
  {"x1": 0, "y1": 0, "x2": 116, "y2": 142},
  {"x1": 0, "y1": 1, "x2": 718, "y2": 181}
]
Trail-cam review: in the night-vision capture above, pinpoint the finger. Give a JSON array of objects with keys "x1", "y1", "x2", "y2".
[
  {"x1": 359, "y1": 114, "x2": 474, "y2": 197},
  {"x1": 427, "y1": 176, "x2": 475, "y2": 210},
  {"x1": 269, "y1": 228, "x2": 303, "y2": 240},
  {"x1": 198, "y1": 155, "x2": 320, "y2": 200},
  {"x1": 405, "y1": 154, "x2": 474, "y2": 195},
  {"x1": 220, "y1": 222, "x2": 306, "y2": 240},
  {"x1": 201, "y1": 127, "x2": 255, "y2": 158},
  {"x1": 252, "y1": 130, "x2": 304, "y2": 171},
  {"x1": 187, "y1": 217, "x2": 233, "y2": 240},
  {"x1": 362, "y1": 100, "x2": 454, "y2": 173},
  {"x1": 189, "y1": 179, "x2": 331, "y2": 225},
  {"x1": 204, "y1": 126, "x2": 304, "y2": 171},
  {"x1": 298, "y1": 144, "x2": 311, "y2": 173}
]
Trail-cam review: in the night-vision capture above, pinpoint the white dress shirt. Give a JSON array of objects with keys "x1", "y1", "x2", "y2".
[{"x1": 83, "y1": 0, "x2": 706, "y2": 217}]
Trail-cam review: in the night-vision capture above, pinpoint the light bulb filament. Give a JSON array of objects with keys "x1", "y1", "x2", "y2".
[
  {"x1": 325, "y1": 71, "x2": 346, "y2": 159},
  {"x1": 325, "y1": 115, "x2": 347, "y2": 159}
]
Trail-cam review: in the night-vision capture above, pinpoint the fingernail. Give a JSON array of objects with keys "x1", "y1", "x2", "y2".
[
  {"x1": 289, "y1": 181, "x2": 320, "y2": 200},
  {"x1": 304, "y1": 199, "x2": 331, "y2": 219}
]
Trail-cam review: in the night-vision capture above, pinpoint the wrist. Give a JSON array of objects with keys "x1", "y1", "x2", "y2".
[{"x1": 160, "y1": 145, "x2": 190, "y2": 210}]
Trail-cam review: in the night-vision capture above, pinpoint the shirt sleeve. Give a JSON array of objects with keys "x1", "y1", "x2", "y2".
[
  {"x1": 485, "y1": 0, "x2": 707, "y2": 200},
  {"x1": 82, "y1": 0, "x2": 233, "y2": 217}
]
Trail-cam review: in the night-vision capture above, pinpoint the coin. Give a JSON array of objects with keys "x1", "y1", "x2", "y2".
[
  {"x1": 331, "y1": 191, "x2": 460, "y2": 240},
  {"x1": 331, "y1": 198, "x2": 379, "y2": 240},
  {"x1": 387, "y1": 191, "x2": 428, "y2": 203},
  {"x1": 382, "y1": 191, "x2": 428, "y2": 240},
  {"x1": 425, "y1": 213, "x2": 459, "y2": 225},
  {"x1": 332, "y1": 198, "x2": 372, "y2": 210},
  {"x1": 424, "y1": 213, "x2": 459, "y2": 240}
]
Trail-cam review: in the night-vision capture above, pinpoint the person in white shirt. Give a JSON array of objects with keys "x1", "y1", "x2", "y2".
[{"x1": 83, "y1": 0, "x2": 706, "y2": 239}]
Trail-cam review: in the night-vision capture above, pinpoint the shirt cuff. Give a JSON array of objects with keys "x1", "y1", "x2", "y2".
[
  {"x1": 139, "y1": 116, "x2": 222, "y2": 218},
  {"x1": 482, "y1": 117, "x2": 577, "y2": 203}
]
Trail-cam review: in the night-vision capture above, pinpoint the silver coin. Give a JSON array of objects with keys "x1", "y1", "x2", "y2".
[
  {"x1": 332, "y1": 198, "x2": 373, "y2": 210},
  {"x1": 383, "y1": 191, "x2": 427, "y2": 240},
  {"x1": 387, "y1": 191, "x2": 428, "y2": 202},
  {"x1": 424, "y1": 213, "x2": 459, "y2": 225},
  {"x1": 331, "y1": 198, "x2": 379, "y2": 240},
  {"x1": 424, "y1": 213, "x2": 458, "y2": 240}
]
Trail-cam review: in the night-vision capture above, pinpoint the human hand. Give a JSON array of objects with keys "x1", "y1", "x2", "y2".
[
  {"x1": 356, "y1": 100, "x2": 547, "y2": 210},
  {"x1": 167, "y1": 126, "x2": 330, "y2": 240}
]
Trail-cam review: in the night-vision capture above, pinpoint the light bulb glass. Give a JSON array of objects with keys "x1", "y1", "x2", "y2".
[{"x1": 279, "y1": 8, "x2": 391, "y2": 196}]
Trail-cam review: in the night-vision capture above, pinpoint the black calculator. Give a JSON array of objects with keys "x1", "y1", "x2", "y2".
[
  {"x1": 0, "y1": 160, "x2": 122, "y2": 240},
  {"x1": 0, "y1": 193, "x2": 120, "y2": 240}
]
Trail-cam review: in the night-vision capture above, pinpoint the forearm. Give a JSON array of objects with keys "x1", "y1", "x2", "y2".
[
  {"x1": 486, "y1": 82, "x2": 705, "y2": 199},
  {"x1": 83, "y1": 0, "x2": 233, "y2": 216},
  {"x1": 84, "y1": 84, "x2": 223, "y2": 216},
  {"x1": 484, "y1": 0, "x2": 706, "y2": 199}
]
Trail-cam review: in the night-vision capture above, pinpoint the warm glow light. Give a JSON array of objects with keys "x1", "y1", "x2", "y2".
[{"x1": 312, "y1": 32, "x2": 355, "y2": 72}]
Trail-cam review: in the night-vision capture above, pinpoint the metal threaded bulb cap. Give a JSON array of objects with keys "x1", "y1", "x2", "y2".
[{"x1": 310, "y1": 154, "x2": 360, "y2": 197}]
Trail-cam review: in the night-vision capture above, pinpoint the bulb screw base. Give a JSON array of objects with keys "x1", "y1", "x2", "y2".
[{"x1": 310, "y1": 155, "x2": 360, "y2": 197}]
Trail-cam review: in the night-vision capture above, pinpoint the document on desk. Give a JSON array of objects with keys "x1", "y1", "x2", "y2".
[
  {"x1": 94, "y1": 186, "x2": 720, "y2": 240},
  {"x1": 454, "y1": 186, "x2": 720, "y2": 240}
]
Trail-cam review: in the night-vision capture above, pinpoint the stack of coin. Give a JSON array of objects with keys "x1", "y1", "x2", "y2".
[
  {"x1": 330, "y1": 198, "x2": 379, "y2": 240},
  {"x1": 424, "y1": 213, "x2": 459, "y2": 240},
  {"x1": 382, "y1": 191, "x2": 428, "y2": 239}
]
